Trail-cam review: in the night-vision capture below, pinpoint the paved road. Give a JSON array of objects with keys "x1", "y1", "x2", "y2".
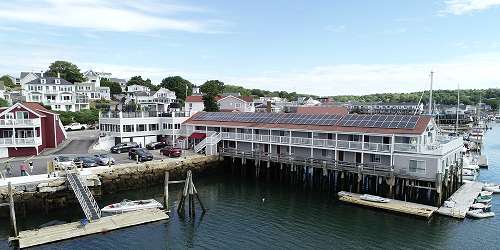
[{"x1": 0, "y1": 128, "x2": 197, "y2": 177}]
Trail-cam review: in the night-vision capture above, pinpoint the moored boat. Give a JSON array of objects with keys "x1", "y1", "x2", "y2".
[
  {"x1": 359, "y1": 194, "x2": 390, "y2": 203},
  {"x1": 466, "y1": 209, "x2": 495, "y2": 219},
  {"x1": 470, "y1": 202, "x2": 492, "y2": 210},
  {"x1": 483, "y1": 185, "x2": 500, "y2": 193},
  {"x1": 476, "y1": 194, "x2": 493, "y2": 204},
  {"x1": 101, "y1": 199, "x2": 163, "y2": 214}
]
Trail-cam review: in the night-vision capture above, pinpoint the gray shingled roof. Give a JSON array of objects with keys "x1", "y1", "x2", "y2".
[
  {"x1": 109, "y1": 77, "x2": 126, "y2": 84},
  {"x1": 20, "y1": 72, "x2": 42, "y2": 79},
  {"x1": 25, "y1": 77, "x2": 73, "y2": 85}
]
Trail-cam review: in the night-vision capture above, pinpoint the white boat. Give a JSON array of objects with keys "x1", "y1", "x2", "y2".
[
  {"x1": 476, "y1": 195, "x2": 493, "y2": 204},
  {"x1": 101, "y1": 199, "x2": 163, "y2": 214},
  {"x1": 466, "y1": 209, "x2": 495, "y2": 219},
  {"x1": 480, "y1": 191, "x2": 493, "y2": 196},
  {"x1": 462, "y1": 169, "x2": 477, "y2": 181},
  {"x1": 478, "y1": 155, "x2": 488, "y2": 168},
  {"x1": 470, "y1": 202, "x2": 492, "y2": 210},
  {"x1": 360, "y1": 194, "x2": 390, "y2": 203},
  {"x1": 483, "y1": 185, "x2": 500, "y2": 193}
]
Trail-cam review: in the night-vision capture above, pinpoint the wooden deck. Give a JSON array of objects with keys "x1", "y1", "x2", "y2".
[
  {"x1": 338, "y1": 192, "x2": 438, "y2": 218},
  {"x1": 436, "y1": 181, "x2": 484, "y2": 219},
  {"x1": 11, "y1": 209, "x2": 169, "y2": 249}
]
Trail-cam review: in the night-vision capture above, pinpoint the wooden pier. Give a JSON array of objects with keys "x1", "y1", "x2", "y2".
[
  {"x1": 338, "y1": 192, "x2": 438, "y2": 218},
  {"x1": 10, "y1": 209, "x2": 168, "y2": 249},
  {"x1": 436, "y1": 181, "x2": 484, "y2": 219}
]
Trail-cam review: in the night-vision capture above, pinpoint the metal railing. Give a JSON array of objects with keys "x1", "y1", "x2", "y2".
[
  {"x1": 0, "y1": 137, "x2": 42, "y2": 145},
  {"x1": 220, "y1": 132, "x2": 392, "y2": 152},
  {"x1": 0, "y1": 119, "x2": 41, "y2": 126},
  {"x1": 65, "y1": 169, "x2": 101, "y2": 221},
  {"x1": 220, "y1": 148, "x2": 393, "y2": 175}
]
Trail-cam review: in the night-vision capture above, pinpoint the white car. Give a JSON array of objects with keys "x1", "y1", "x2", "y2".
[
  {"x1": 64, "y1": 123, "x2": 87, "y2": 131},
  {"x1": 53, "y1": 156, "x2": 75, "y2": 170}
]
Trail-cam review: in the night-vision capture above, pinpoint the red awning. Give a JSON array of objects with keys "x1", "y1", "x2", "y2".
[{"x1": 189, "y1": 133, "x2": 206, "y2": 139}]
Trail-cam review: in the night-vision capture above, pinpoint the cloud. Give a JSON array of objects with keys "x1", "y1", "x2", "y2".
[
  {"x1": 0, "y1": 0, "x2": 224, "y2": 33},
  {"x1": 441, "y1": 0, "x2": 500, "y2": 15}
]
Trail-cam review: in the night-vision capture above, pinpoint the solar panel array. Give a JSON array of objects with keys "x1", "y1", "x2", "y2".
[{"x1": 192, "y1": 112, "x2": 420, "y2": 129}]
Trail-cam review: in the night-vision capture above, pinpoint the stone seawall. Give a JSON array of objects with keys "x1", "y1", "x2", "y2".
[{"x1": 0, "y1": 155, "x2": 222, "y2": 218}]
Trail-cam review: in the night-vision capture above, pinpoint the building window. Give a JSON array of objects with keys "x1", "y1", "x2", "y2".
[
  {"x1": 370, "y1": 154, "x2": 381, "y2": 163},
  {"x1": 174, "y1": 124, "x2": 180, "y2": 129},
  {"x1": 65, "y1": 105, "x2": 72, "y2": 111},
  {"x1": 137, "y1": 124, "x2": 146, "y2": 131},
  {"x1": 149, "y1": 124, "x2": 159, "y2": 131},
  {"x1": 15, "y1": 111, "x2": 29, "y2": 120},
  {"x1": 55, "y1": 105, "x2": 61, "y2": 109},
  {"x1": 168, "y1": 124, "x2": 173, "y2": 129},
  {"x1": 409, "y1": 160, "x2": 426, "y2": 174},
  {"x1": 235, "y1": 103, "x2": 241, "y2": 108},
  {"x1": 123, "y1": 125, "x2": 134, "y2": 132}
]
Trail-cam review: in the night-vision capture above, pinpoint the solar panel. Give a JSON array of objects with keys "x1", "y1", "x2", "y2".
[{"x1": 190, "y1": 112, "x2": 420, "y2": 129}]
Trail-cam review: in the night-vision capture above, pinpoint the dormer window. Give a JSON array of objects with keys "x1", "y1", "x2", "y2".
[
  {"x1": 41, "y1": 78, "x2": 46, "y2": 84},
  {"x1": 55, "y1": 79, "x2": 61, "y2": 84}
]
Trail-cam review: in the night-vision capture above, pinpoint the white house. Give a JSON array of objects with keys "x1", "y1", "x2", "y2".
[
  {"x1": 218, "y1": 95, "x2": 255, "y2": 112},
  {"x1": 185, "y1": 95, "x2": 205, "y2": 114},
  {"x1": 127, "y1": 84, "x2": 150, "y2": 94},
  {"x1": 24, "y1": 75, "x2": 77, "y2": 111},
  {"x1": 19, "y1": 72, "x2": 41, "y2": 87}
]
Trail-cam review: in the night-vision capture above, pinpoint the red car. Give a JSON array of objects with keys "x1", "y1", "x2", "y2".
[{"x1": 160, "y1": 146, "x2": 182, "y2": 157}]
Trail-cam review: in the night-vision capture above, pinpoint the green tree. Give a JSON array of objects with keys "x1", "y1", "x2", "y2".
[
  {"x1": 201, "y1": 80, "x2": 224, "y2": 96},
  {"x1": 127, "y1": 76, "x2": 159, "y2": 91},
  {"x1": 0, "y1": 75, "x2": 16, "y2": 89},
  {"x1": 100, "y1": 78, "x2": 122, "y2": 95},
  {"x1": 203, "y1": 95, "x2": 219, "y2": 112},
  {"x1": 0, "y1": 98, "x2": 8, "y2": 107},
  {"x1": 160, "y1": 76, "x2": 192, "y2": 102},
  {"x1": 45, "y1": 60, "x2": 86, "y2": 83}
]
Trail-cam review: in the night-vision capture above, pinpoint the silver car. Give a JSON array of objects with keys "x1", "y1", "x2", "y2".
[
  {"x1": 53, "y1": 156, "x2": 75, "y2": 170},
  {"x1": 93, "y1": 154, "x2": 116, "y2": 166}
]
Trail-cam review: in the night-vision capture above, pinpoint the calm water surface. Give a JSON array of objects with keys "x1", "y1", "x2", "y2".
[{"x1": 1, "y1": 123, "x2": 500, "y2": 249}]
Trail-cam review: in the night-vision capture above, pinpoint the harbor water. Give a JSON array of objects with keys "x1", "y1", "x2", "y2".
[{"x1": 1, "y1": 123, "x2": 500, "y2": 249}]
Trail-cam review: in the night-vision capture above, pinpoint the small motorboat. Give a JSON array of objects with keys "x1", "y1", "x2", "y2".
[
  {"x1": 476, "y1": 195, "x2": 493, "y2": 204},
  {"x1": 483, "y1": 185, "x2": 500, "y2": 193},
  {"x1": 481, "y1": 191, "x2": 493, "y2": 196},
  {"x1": 360, "y1": 194, "x2": 390, "y2": 203},
  {"x1": 101, "y1": 199, "x2": 163, "y2": 214},
  {"x1": 462, "y1": 169, "x2": 477, "y2": 181},
  {"x1": 466, "y1": 209, "x2": 495, "y2": 219},
  {"x1": 470, "y1": 202, "x2": 492, "y2": 210}
]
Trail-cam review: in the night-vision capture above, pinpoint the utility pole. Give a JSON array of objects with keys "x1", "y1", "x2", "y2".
[
  {"x1": 428, "y1": 71, "x2": 434, "y2": 115},
  {"x1": 456, "y1": 84, "x2": 460, "y2": 134}
]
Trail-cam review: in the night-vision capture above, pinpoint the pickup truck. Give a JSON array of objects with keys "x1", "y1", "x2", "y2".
[{"x1": 64, "y1": 123, "x2": 87, "y2": 131}]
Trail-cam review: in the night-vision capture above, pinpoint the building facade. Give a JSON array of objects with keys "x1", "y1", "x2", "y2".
[
  {"x1": 23, "y1": 76, "x2": 77, "y2": 111},
  {"x1": 184, "y1": 95, "x2": 255, "y2": 113},
  {"x1": 345, "y1": 102, "x2": 425, "y2": 115},
  {"x1": 98, "y1": 111, "x2": 191, "y2": 149},
  {"x1": 0, "y1": 102, "x2": 66, "y2": 158}
]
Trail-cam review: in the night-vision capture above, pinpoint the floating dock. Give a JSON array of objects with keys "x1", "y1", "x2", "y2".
[
  {"x1": 436, "y1": 181, "x2": 484, "y2": 219},
  {"x1": 10, "y1": 209, "x2": 169, "y2": 249},
  {"x1": 338, "y1": 192, "x2": 438, "y2": 218}
]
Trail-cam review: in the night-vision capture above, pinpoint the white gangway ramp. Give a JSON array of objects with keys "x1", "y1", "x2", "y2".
[{"x1": 65, "y1": 169, "x2": 101, "y2": 221}]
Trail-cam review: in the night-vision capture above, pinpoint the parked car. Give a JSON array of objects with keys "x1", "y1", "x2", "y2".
[
  {"x1": 88, "y1": 124, "x2": 98, "y2": 130},
  {"x1": 146, "y1": 141, "x2": 167, "y2": 150},
  {"x1": 64, "y1": 123, "x2": 87, "y2": 131},
  {"x1": 73, "y1": 156, "x2": 98, "y2": 168},
  {"x1": 110, "y1": 142, "x2": 139, "y2": 153},
  {"x1": 53, "y1": 156, "x2": 75, "y2": 170},
  {"x1": 128, "y1": 148, "x2": 153, "y2": 162},
  {"x1": 93, "y1": 154, "x2": 115, "y2": 166},
  {"x1": 160, "y1": 146, "x2": 182, "y2": 158}
]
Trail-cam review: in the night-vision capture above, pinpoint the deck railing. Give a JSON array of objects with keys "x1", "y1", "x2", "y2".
[{"x1": 220, "y1": 132, "x2": 391, "y2": 152}]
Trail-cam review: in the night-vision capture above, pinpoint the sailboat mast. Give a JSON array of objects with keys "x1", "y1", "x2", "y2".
[
  {"x1": 455, "y1": 84, "x2": 460, "y2": 133},
  {"x1": 428, "y1": 71, "x2": 434, "y2": 115}
]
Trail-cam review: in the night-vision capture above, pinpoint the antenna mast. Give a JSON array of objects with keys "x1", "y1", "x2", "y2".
[{"x1": 428, "y1": 71, "x2": 434, "y2": 115}]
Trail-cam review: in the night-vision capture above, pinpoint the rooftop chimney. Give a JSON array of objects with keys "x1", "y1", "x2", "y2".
[
  {"x1": 57, "y1": 72, "x2": 60, "y2": 78},
  {"x1": 266, "y1": 101, "x2": 272, "y2": 113}
]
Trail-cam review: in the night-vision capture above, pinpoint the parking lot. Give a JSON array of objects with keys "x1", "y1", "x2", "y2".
[{"x1": 0, "y1": 130, "x2": 197, "y2": 177}]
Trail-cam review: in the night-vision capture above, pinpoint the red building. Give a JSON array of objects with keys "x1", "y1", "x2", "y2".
[{"x1": 0, "y1": 102, "x2": 66, "y2": 158}]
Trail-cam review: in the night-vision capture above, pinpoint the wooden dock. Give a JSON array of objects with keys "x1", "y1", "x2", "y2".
[
  {"x1": 338, "y1": 192, "x2": 438, "y2": 218},
  {"x1": 436, "y1": 181, "x2": 484, "y2": 219},
  {"x1": 10, "y1": 209, "x2": 169, "y2": 249}
]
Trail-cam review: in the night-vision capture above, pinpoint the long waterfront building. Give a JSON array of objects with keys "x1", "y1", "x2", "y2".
[{"x1": 181, "y1": 112, "x2": 464, "y2": 205}]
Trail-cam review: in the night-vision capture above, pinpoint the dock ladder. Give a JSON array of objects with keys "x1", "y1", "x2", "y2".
[{"x1": 65, "y1": 168, "x2": 101, "y2": 221}]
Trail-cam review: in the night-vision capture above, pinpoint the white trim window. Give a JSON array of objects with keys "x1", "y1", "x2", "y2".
[
  {"x1": 409, "y1": 160, "x2": 426, "y2": 174},
  {"x1": 370, "y1": 154, "x2": 381, "y2": 163}
]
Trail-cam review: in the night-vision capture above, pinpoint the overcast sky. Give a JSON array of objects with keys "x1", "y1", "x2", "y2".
[{"x1": 1, "y1": 0, "x2": 500, "y2": 95}]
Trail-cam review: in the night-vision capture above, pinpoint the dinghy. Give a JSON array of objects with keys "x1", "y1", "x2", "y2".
[
  {"x1": 466, "y1": 209, "x2": 495, "y2": 219},
  {"x1": 483, "y1": 185, "x2": 500, "y2": 193},
  {"x1": 481, "y1": 191, "x2": 493, "y2": 196},
  {"x1": 476, "y1": 195, "x2": 493, "y2": 204},
  {"x1": 360, "y1": 194, "x2": 390, "y2": 203},
  {"x1": 470, "y1": 202, "x2": 492, "y2": 210},
  {"x1": 101, "y1": 199, "x2": 163, "y2": 214}
]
